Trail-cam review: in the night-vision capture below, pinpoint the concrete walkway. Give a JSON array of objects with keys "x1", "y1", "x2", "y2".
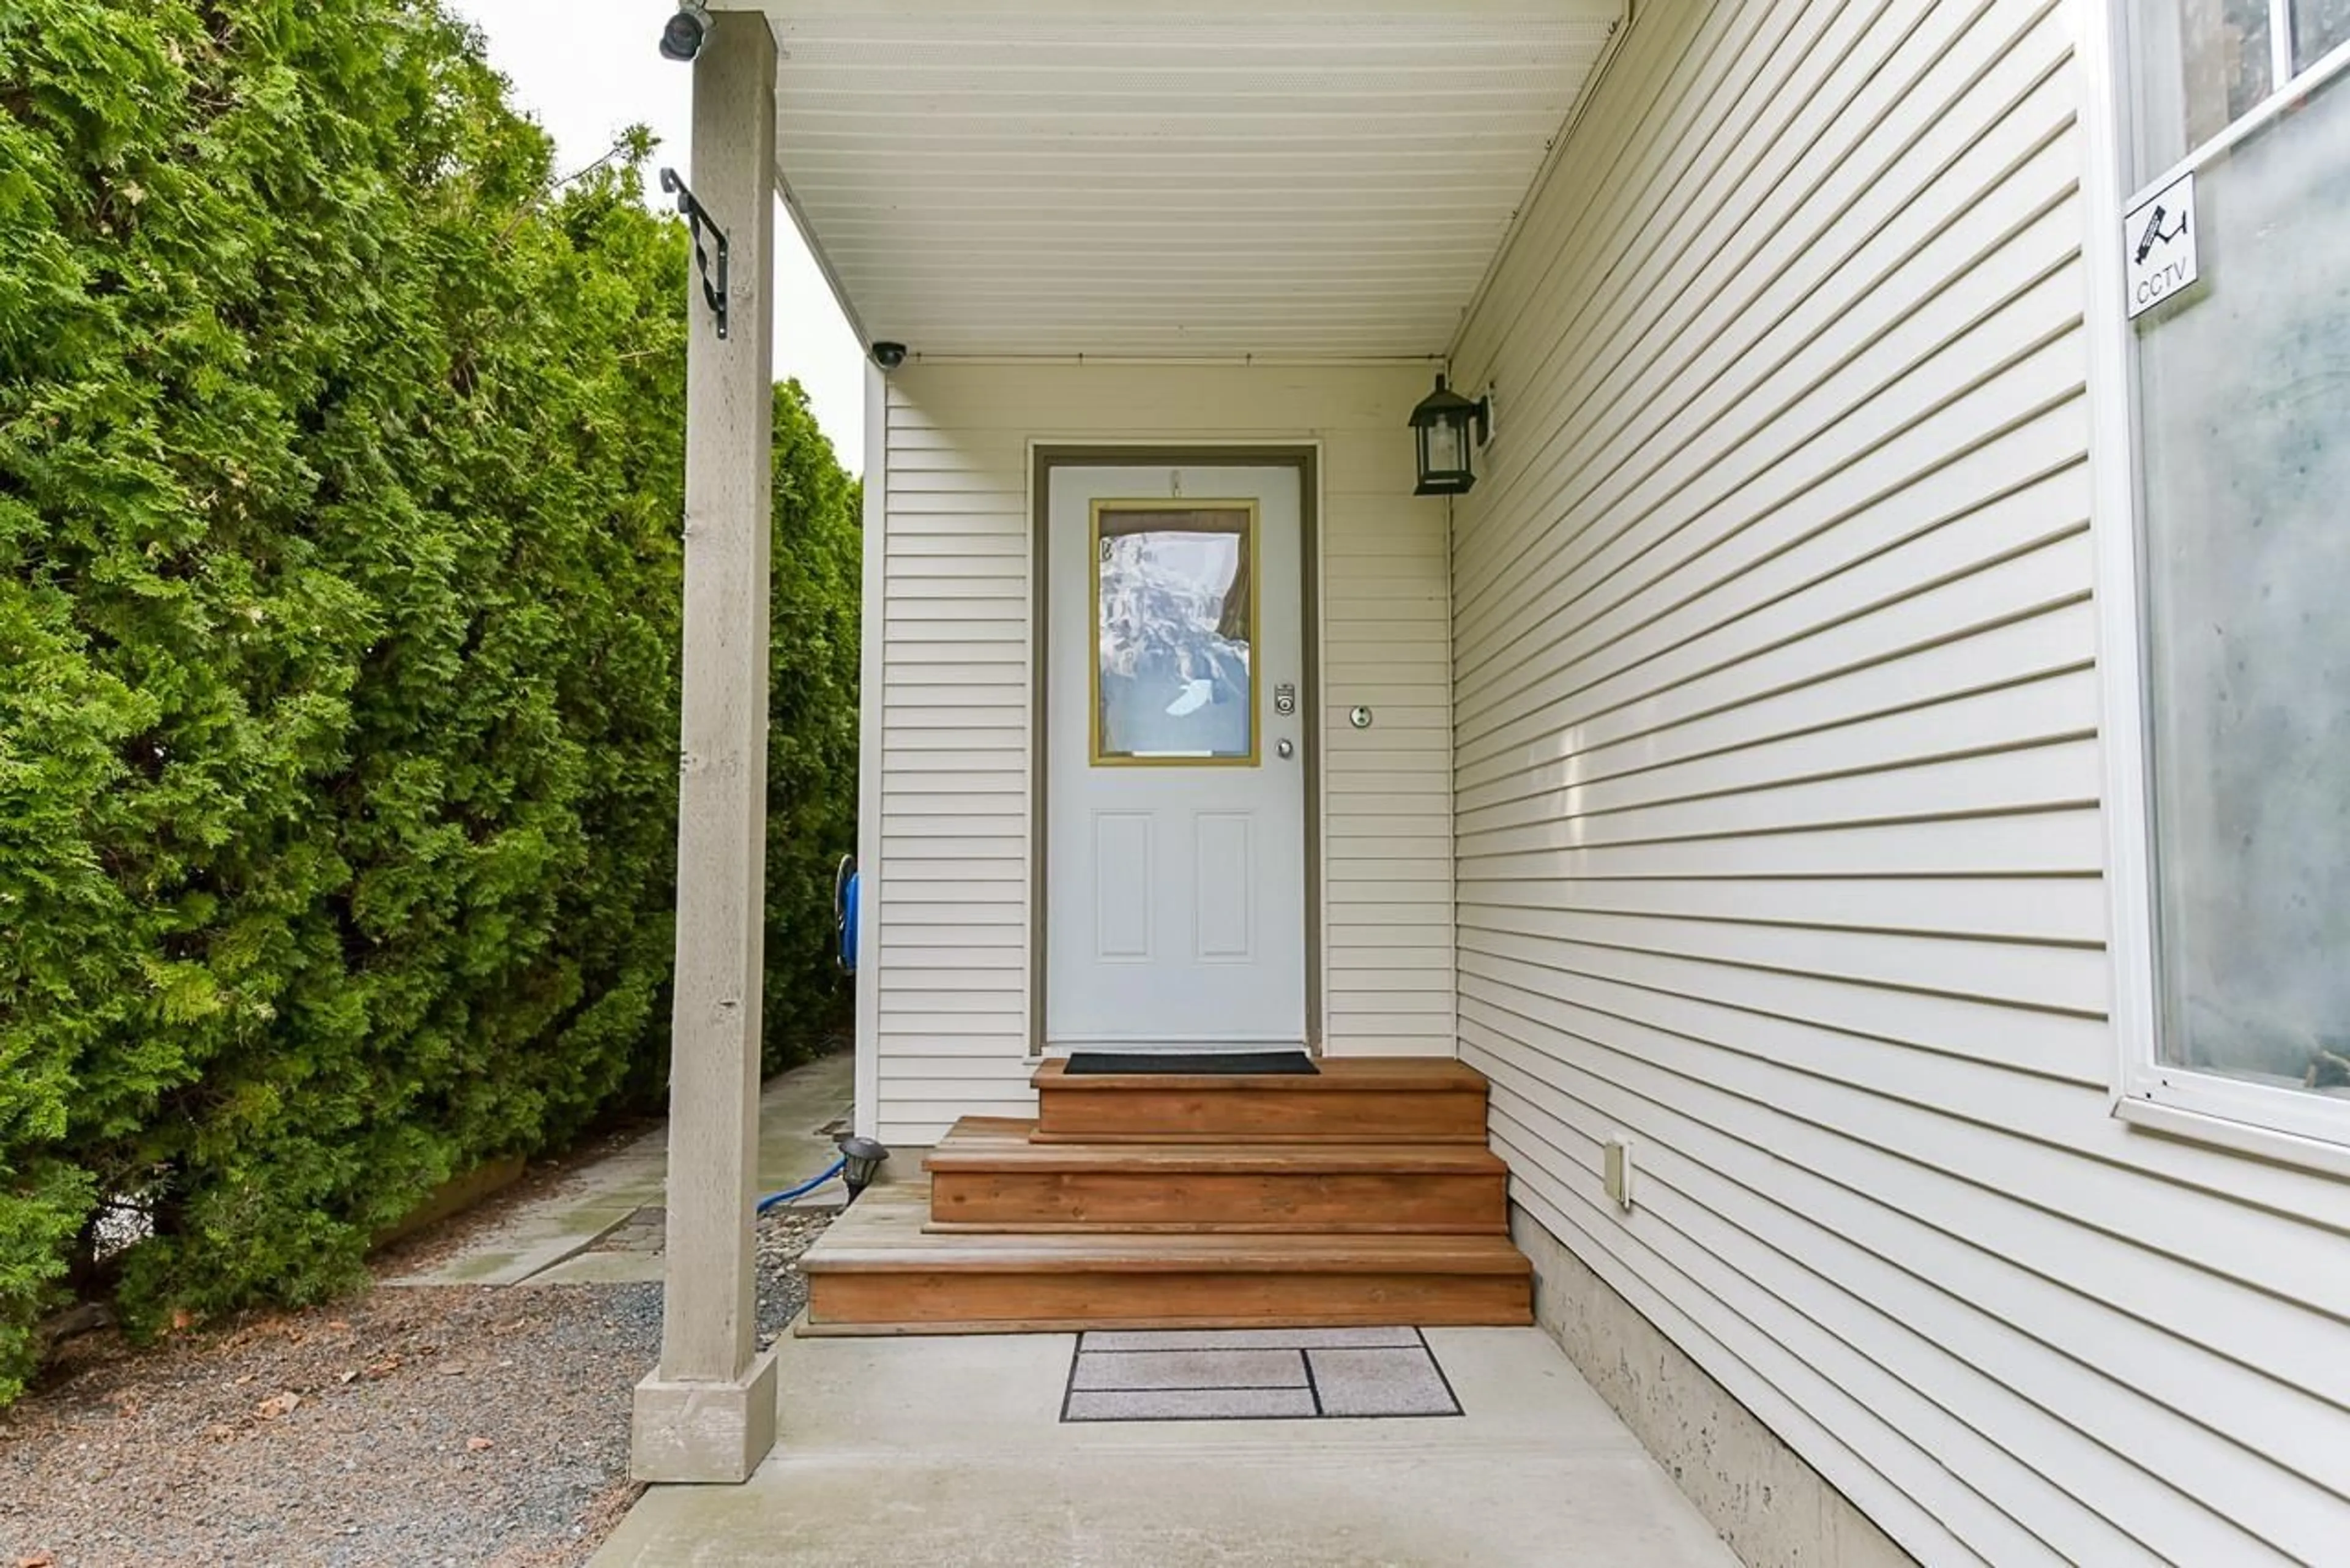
[
  {"x1": 593, "y1": 1323, "x2": 1740, "y2": 1567},
  {"x1": 389, "y1": 1050, "x2": 856, "y2": 1288}
]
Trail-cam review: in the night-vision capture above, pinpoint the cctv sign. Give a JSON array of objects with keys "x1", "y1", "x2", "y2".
[{"x1": 2124, "y1": 173, "x2": 2198, "y2": 321}]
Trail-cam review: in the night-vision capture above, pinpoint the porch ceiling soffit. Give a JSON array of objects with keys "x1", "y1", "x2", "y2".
[{"x1": 740, "y1": 1, "x2": 1621, "y2": 360}]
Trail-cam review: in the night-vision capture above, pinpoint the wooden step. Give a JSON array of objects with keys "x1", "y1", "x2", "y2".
[
  {"x1": 800, "y1": 1185, "x2": 1532, "y2": 1334},
  {"x1": 924, "y1": 1118, "x2": 1510, "y2": 1233},
  {"x1": 1030, "y1": 1056, "x2": 1490, "y2": 1144}
]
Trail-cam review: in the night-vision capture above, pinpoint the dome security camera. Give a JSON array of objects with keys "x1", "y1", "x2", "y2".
[
  {"x1": 871, "y1": 342, "x2": 909, "y2": 370},
  {"x1": 660, "y1": 1, "x2": 711, "y2": 62}
]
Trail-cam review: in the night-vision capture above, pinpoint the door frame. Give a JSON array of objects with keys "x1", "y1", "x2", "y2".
[{"x1": 1028, "y1": 444, "x2": 1323, "y2": 1057}]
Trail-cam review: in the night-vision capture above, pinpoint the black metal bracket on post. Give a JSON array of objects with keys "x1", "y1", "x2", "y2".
[{"x1": 659, "y1": 168, "x2": 730, "y2": 341}]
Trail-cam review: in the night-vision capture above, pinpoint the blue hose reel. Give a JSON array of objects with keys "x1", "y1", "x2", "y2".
[{"x1": 834, "y1": 853, "x2": 859, "y2": 976}]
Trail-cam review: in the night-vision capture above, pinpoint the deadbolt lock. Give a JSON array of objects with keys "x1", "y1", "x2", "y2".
[{"x1": 1274, "y1": 682, "x2": 1296, "y2": 716}]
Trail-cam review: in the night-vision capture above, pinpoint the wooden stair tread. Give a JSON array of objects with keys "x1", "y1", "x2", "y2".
[
  {"x1": 802, "y1": 1279, "x2": 1533, "y2": 1335},
  {"x1": 804, "y1": 1234, "x2": 1531, "y2": 1275},
  {"x1": 800, "y1": 1190, "x2": 1529, "y2": 1276},
  {"x1": 916, "y1": 1220, "x2": 1507, "y2": 1234},
  {"x1": 1032, "y1": 1056, "x2": 1486, "y2": 1094},
  {"x1": 925, "y1": 1117, "x2": 1507, "y2": 1174},
  {"x1": 1030, "y1": 1058, "x2": 1490, "y2": 1144}
]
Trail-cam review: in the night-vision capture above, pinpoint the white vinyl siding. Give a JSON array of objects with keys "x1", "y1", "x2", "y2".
[
  {"x1": 1449, "y1": 1, "x2": 2350, "y2": 1564},
  {"x1": 870, "y1": 362, "x2": 1453, "y2": 1144}
]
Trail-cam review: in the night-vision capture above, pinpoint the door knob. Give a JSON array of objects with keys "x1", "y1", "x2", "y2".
[{"x1": 1275, "y1": 738, "x2": 1295, "y2": 760}]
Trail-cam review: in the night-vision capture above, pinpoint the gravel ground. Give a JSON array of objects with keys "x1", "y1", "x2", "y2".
[
  {"x1": 753, "y1": 1209, "x2": 835, "y2": 1350},
  {"x1": 0, "y1": 1206, "x2": 836, "y2": 1568}
]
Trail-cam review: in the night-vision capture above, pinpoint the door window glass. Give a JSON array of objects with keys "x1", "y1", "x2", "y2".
[{"x1": 1092, "y1": 504, "x2": 1256, "y2": 764}]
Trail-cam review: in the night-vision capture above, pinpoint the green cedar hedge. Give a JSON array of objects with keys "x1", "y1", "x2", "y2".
[{"x1": 0, "y1": 0, "x2": 860, "y2": 1402}]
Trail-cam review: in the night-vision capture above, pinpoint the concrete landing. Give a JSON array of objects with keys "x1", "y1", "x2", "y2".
[
  {"x1": 592, "y1": 1323, "x2": 1740, "y2": 1567},
  {"x1": 389, "y1": 1050, "x2": 856, "y2": 1288}
]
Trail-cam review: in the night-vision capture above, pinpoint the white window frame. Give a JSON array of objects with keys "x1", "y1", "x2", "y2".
[{"x1": 2079, "y1": 0, "x2": 2350, "y2": 1178}]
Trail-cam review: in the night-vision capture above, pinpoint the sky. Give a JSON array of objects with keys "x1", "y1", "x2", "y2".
[{"x1": 444, "y1": 0, "x2": 868, "y2": 470}]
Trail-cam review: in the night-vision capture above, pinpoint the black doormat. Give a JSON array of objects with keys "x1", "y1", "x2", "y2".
[{"x1": 1063, "y1": 1050, "x2": 1318, "y2": 1077}]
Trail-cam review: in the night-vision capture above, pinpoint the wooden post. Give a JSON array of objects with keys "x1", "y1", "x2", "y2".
[{"x1": 631, "y1": 10, "x2": 780, "y2": 1486}]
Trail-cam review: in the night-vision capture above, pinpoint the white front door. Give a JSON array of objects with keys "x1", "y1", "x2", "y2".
[{"x1": 1045, "y1": 464, "x2": 1308, "y2": 1048}]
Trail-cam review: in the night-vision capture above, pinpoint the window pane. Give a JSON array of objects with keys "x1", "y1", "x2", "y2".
[
  {"x1": 2136, "y1": 70, "x2": 2350, "y2": 1100},
  {"x1": 1094, "y1": 508, "x2": 1254, "y2": 763},
  {"x1": 2130, "y1": 0, "x2": 2275, "y2": 178},
  {"x1": 2209, "y1": 0, "x2": 2277, "y2": 127},
  {"x1": 2296, "y1": 0, "x2": 2350, "y2": 69}
]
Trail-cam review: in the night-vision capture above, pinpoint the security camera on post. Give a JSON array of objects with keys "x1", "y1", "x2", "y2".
[{"x1": 658, "y1": 1, "x2": 711, "y2": 63}]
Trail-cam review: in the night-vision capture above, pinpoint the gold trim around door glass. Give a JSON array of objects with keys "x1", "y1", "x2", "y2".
[{"x1": 1089, "y1": 498, "x2": 1261, "y2": 767}]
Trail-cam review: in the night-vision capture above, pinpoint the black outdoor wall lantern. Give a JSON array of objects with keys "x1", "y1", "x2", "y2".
[{"x1": 1408, "y1": 373, "x2": 1491, "y2": 496}]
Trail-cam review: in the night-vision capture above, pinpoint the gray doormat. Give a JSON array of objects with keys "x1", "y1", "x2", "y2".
[
  {"x1": 1061, "y1": 1327, "x2": 1462, "y2": 1422},
  {"x1": 1062, "y1": 1050, "x2": 1317, "y2": 1076}
]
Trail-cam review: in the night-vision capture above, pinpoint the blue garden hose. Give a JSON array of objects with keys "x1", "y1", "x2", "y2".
[
  {"x1": 757, "y1": 1157, "x2": 846, "y2": 1214},
  {"x1": 764, "y1": 856, "x2": 862, "y2": 1217}
]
